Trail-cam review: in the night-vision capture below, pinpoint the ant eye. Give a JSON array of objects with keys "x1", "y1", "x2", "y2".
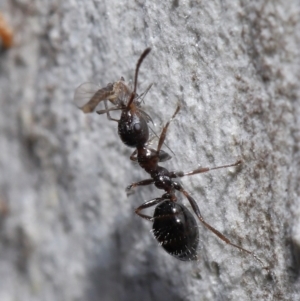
[{"x1": 134, "y1": 123, "x2": 141, "y2": 132}]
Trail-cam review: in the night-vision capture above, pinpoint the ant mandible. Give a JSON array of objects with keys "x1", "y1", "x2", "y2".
[{"x1": 74, "y1": 49, "x2": 267, "y2": 269}]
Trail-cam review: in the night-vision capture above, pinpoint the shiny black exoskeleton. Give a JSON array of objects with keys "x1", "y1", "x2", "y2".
[
  {"x1": 75, "y1": 49, "x2": 267, "y2": 268},
  {"x1": 118, "y1": 107, "x2": 149, "y2": 147},
  {"x1": 153, "y1": 201, "x2": 199, "y2": 261}
]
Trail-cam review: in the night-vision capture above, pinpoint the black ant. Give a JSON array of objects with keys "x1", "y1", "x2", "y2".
[{"x1": 74, "y1": 49, "x2": 268, "y2": 269}]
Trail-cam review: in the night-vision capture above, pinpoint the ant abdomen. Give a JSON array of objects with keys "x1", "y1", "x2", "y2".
[
  {"x1": 118, "y1": 110, "x2": 149, "y2": 147},
  {"x1": 152, "y1": 201, "x2": 199, "y2": 261}
]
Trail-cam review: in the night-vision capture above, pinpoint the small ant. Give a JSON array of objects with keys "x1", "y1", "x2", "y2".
[
  {"x1": 0, "y1": 13, "x2": 13, "y2": 49},
  {"x1": 74, "y1": 49, "x2": 268, "y2": 269}
]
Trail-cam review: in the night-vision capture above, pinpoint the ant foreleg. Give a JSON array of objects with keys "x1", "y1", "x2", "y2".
[
  {"x1": 135, "y1": 84, "x2": 153, "y2": 104},
  {"x1": 96, "y1": 101, "x2": 121, "y2": 122},
  {"x1": 126, "y1": 178, "x2": 155, "y2": 195},
  {"x1": 173, "y1": 183, "x2": 268, "y2": 270},
  {"x1": 135, "y1": 197, "x2": 165, "y2": 221},
  {"x1": 170, "y1": 160, "x2": 242, "y2": 178},
  {"x1": 157, "y1": 104, "x2": 181, "y2": 152}
]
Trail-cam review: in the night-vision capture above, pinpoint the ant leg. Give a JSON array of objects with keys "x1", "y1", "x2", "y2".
[
  {"x1": 149, "y1": 125, "x2": 175, "y2": 156},
  {"x1": 126, "y1": 178, "x2": 155, "y2": 195},
  {"x1": 174, "y1": 183, "x2": 268, "y2": 269},
  {"x1": 96, "y1": 100, "x2": 120, "y2": 122},
  {"x1": 135, "y1": 197, "x2": 165, "y2": 221},
  {"x1": 170, "y1": 160, "x2": 242, "y2": 178},
  {"x1": 136, "y1": 83, "x2": 153, "y2": 104},
  {"x1": 104, "y1": 100, "x2": 120, "y2": 122},
  {"x1": 157, "y1": 104, "x2": 181, "y2": 152}
]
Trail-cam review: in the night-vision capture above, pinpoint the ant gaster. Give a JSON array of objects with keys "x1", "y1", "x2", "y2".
[{"x1": 74, "y1": 49, "x2": 267, "y2": 268}]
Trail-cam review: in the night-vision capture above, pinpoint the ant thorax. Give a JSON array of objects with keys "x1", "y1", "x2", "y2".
[{"x1": 137, "y1": 147, "x2": 159, "y2": 162}]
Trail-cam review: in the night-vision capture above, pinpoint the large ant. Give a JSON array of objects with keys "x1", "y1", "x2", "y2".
[{"x1": 74, "y1": 49, "x2": 267, "y2": 268}]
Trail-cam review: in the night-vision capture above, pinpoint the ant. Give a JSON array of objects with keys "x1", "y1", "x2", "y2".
[
  {"x1": 0, "y1": 13, "x2": 13, "y2": 49},
  {"x1": 74, "y1": 49, "x2": 268, "y2": 268}
]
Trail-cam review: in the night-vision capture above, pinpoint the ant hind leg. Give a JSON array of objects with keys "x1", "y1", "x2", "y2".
[
  {"x1": 173, "y1": 182, "x2": 268, "y2": 270},
  {"x1": 170, "y1": 160, "x2": 242, "y2": 178},
  {"x1": 135, "y1": 197, "x2": 165, "y2": 221}
]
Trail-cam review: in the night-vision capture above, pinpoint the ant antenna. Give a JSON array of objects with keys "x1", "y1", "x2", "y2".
[
  {"x1": 148, "y1": 125, "x2": 175, "y2": 156},
  {"x1": 135, "y1": 84, "x2": 153, "y2": 105},
  {"x1": 127, "y1": 48, "x2": 151, "y2": 109}
]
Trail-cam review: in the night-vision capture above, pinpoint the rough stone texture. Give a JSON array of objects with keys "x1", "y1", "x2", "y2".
[{"x1": 0, "y1": 1, "x2": 300, "y2": 300}]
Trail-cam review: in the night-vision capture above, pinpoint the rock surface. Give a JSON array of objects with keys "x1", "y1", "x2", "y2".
[{"x1": 0, "y1": 1, "x2": 300, "y2": 300}]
